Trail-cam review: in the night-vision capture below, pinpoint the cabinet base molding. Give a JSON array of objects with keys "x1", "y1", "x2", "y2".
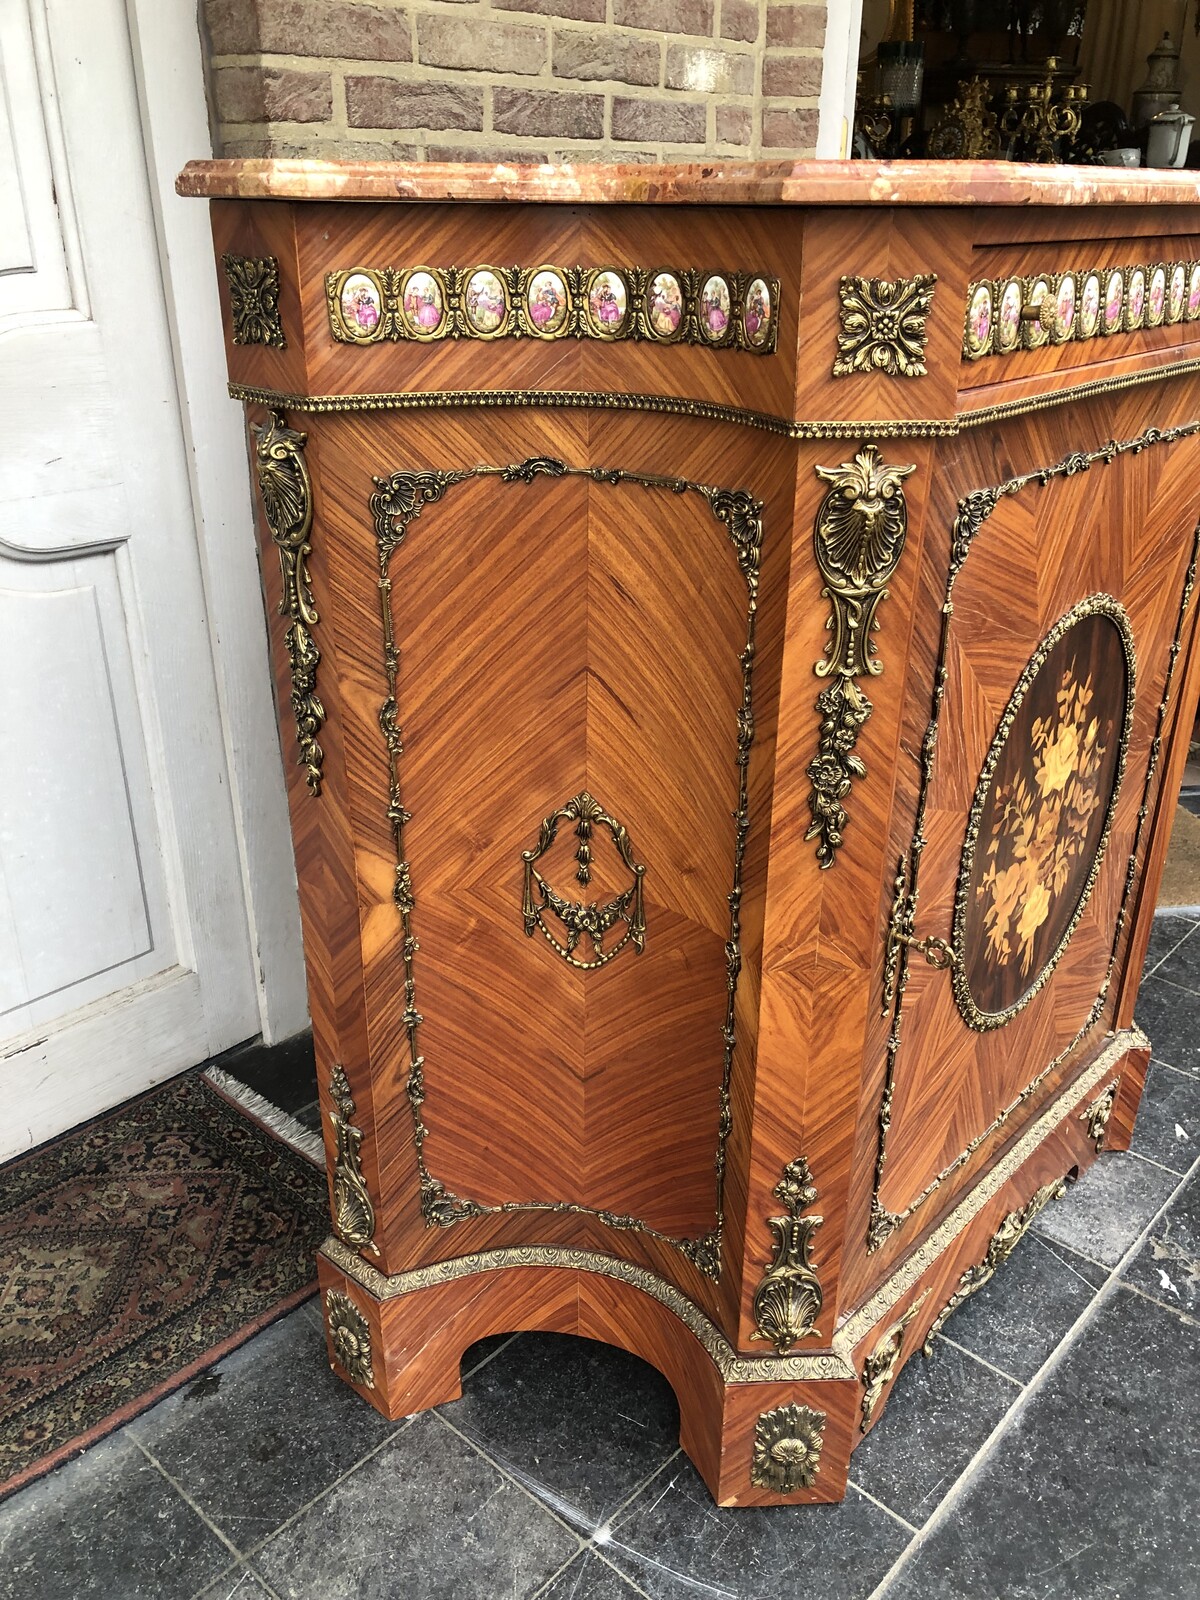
[{"x1": 318, "y1": 1027, "x2": 1145, "y2": 1505}]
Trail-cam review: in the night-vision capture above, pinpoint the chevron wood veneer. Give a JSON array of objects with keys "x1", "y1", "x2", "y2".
[{"x1": 185, "y1": 159, "x2": 1200, "y2": 1507}]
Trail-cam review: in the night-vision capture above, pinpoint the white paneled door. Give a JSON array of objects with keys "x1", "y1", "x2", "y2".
[{"x1": 0, "y1": 0, "x2": 261, "y2": 1157}]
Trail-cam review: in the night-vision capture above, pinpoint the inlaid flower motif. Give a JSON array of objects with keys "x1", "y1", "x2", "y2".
[
  {"x1": 836, "y1": 273, "x2": 938, "y2": 376},
  {"x1": 978, "y1": 664, "x2": 1110, "y2": 975},
  {"x1": 750, "y1": 1403, "x2": 826, "y2": 1493}
]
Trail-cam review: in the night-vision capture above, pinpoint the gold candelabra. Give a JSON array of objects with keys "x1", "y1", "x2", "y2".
[{"x1": 999, "y1": 57, "x2": 1089, "y2": 163}]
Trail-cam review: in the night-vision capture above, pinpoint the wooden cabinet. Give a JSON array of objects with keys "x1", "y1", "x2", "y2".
[{"x1": 182, "y1": 158, "x2": 1200, "y2": 1505}]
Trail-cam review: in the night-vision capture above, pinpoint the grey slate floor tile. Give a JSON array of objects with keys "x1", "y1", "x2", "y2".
[
  {"x1": 1032, "y1": 1150, "x2": 1180, "y2": 1267},
  {"x1": 599, "y1": 1458, "x2": 910, "y2": 1600},
  {"x1": 127, "y1": 1307, "x2": 399, "y2": 1552},
  {"x1": 1121, "y1": 1165, "x2": 1200, "y2": 1316},
  {"x1": 924, "y1": 1231, "x2": 1106, "y2": 1382},
  {"x1": 0, "y1": 1432, "x2": 232, "y2": 1600},
  {"x1": 194, "y1": 1568, "x2": 278, "y2": 1600},
  {"x1": 251, "y1": 1411, "x2": 581, "y2": 1600},
  {"x1": 1141, "y1": 911, "x2": 1199, "y2": 975},
  {"x1": 441, "y1": 1332, "x2": 681, "y2": 1532},
  {"x1": 1135, "y1": 974, "x2": 1200, "y2": 1074},
  {"x1": 534, "y1": 1549, "x2": 649, "y2": 1598},
  {"x1": 879, "y1": 1286, "x2": 1200, "y2": 1600},
  {"x1": 1128, "y1": 1059, "x2": 1199, "y2": 1173},
  {"x1": 1150, "y1": 922, "x2": 1200, "y2": 991},
  {"x1": 849, "y1": 1337, "x2": 1021, "y2": 1527}
]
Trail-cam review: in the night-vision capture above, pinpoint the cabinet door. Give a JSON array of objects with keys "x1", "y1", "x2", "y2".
[{"x1": 867, "y1": 419, "x2": 1200, "y2": 1252}]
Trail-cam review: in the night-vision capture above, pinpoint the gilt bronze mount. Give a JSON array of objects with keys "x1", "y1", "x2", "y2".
[
  {"x1": 223, "y1": 252, "x2": 285, "y2": 347},
  {"x1": 806, "y1": 443, "x2": 915, "y2": 867},
  {"x1": 834, "y1": 274, "x2": 937, "y2": 379},
  {"x1": 750, "y1": 1403, "x2": 826, "y2": 1493},
  {"x1": 522, "y1": 792, "x2": 647, "y2": 970},
  {"x1": 250, "y1": 411, "x2": 324, "y2": 796},
  {"x1": 750, "y1": 1157, "x2": 825, "y2": 1354}
]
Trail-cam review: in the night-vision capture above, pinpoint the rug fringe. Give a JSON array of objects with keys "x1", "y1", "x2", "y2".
[{"x1": 201, "y1": 1067, "x2": 325, "y2": 1167}]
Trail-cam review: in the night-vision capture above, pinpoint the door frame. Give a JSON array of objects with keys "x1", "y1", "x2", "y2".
[{"x1": 123, "y1": 0, "x2": 308, "y2": 1043}]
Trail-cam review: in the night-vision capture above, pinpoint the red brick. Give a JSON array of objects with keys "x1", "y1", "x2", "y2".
[
  {"x1": 493, "y1": 87, "x2": 604, "y2": 138},
  {"x1": 665, "y1": 43, "x2": 753, "y2": 95},
  {"x1": 612, "y1": 0, "x2": 713, "y2": 36},
  {"x1": 611, "y1": 95, "x2": 705, "y2": 143},
  {"x1": 213, "y1": 66, "x2": 332, "y2": 123},
  {"x1": 719, "y1": 0, "x2": 760, "y2": 41},
  {"x1": 761, "y1": 104, "x2": 818, "y2": 148},
  {"x1": 762, "y1": 53, "x2": 822, "y2": 97},
  {"x1": 765, "y1": 2, "x2": 826, "y2": 48},
  {"x1": 716, "y1": 103, "x2": 752, "y2": 144},
  {"x1": 231, "y1": 135, "x2": 424, "y2": 158},
  {"x1": 204, "y1": 0, "x2": 259, "y2": 54},
  {"x1": 417, "y1": 15, "x2": 546, "y2": 75},
  {"x1": 494, "y1": 0, "x2": 605, "y2": 18},
  {"x1": 346, "y1": 75, "x2": 484, "y2": 129},
  {"x1": 427, "y1": 144, "x2": 552, "y2": 162},
  {"x1": 552, "y1": 31, "x2": 660, "y2": 86},
  {"x1": 206, "y1": 0, "x2": 411, "y2": 61}
]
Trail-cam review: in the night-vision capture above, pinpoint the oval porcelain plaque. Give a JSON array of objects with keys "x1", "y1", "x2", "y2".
[{"x1": 952, "y1": 599, "x2": 1134, "y2": 1031}]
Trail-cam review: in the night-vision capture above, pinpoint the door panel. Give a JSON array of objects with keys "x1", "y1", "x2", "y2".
[
  {"x1": 0, "y1": 572, "x2": 172, "y2": 1027},
  {"x1": 0, "y1": 0, "x2": 71, "y2": 310},
  {"x1": 876, "y1": 434, "x2": 1200, "y2": 1231}
]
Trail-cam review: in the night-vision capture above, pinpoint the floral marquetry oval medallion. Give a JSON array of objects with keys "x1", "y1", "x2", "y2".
[{"x1": 951, "y1": 597, "x2": 1135, "y2": 1032}]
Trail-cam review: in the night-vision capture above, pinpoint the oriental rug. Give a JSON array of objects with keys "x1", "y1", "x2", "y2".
[{"x1": 0, "y1": 1072, "x2": 326, "y2": 1501}]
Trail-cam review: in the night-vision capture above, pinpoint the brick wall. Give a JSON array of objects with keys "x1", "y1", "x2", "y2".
[{"x1": 203, "y1": 0, "x2": 829, "y2": 162}]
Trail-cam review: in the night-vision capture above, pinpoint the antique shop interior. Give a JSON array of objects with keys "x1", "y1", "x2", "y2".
[{"x1": 3, "y1": 2, "x2": 1200, "y2": 1599}]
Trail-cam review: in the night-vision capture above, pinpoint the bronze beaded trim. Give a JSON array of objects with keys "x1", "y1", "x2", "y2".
[{"x1": 228, "y1": 355, "x2": 1200, "y2": 440}]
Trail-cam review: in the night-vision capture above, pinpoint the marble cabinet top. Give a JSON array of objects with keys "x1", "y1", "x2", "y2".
[{"x1": 178, "y1": 157, "x2": 1200, "y2": 208}]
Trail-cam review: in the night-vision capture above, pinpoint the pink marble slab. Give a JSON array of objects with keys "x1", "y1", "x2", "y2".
[{"x1": 177, "y1": 157, "x2": 1200, "y2": 208}]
